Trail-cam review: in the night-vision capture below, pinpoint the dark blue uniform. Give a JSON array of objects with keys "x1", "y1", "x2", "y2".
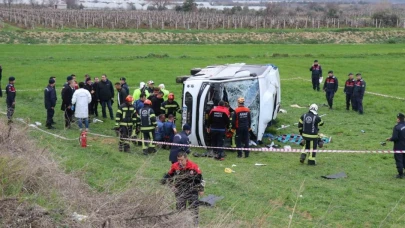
[
  {"x1": 5, "y1": 83, "x2": 16, "y2": 121},
  {"x1": 44, "y1": 85, "x2": 57, "y2": 128},
  {"x1": 344, "y1": 79, "x2": 355, "y2": 110},
  {"x1": 353, "y1": 79, "x2": 366, "y2": 114},
  {"x1": 169, "y1": 131, "x2": 191, "y2": 163},
  {"x1": 389, "y1": 121, "x2": 405, "y2": 177},
  {"x1": 323, "y1": 76, "x2": 338, "y2": 109},
  {"x1": 310, "y1": 64, "x2": 322, "y2": 91}
]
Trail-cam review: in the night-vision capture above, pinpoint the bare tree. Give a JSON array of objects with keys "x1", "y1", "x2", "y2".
[
  {"x1": 3, "y1": 0, "x2": 14, "y2": 7},
  {"x1": 47, "y1": 0, "x2": 59, "y2": 7},
  {"x1": 146, "y1": 0, "x2": 173, "y2": 10}
]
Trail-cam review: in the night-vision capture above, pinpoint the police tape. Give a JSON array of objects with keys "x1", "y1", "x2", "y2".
[{"x1": 122, "y1": 137, "x2": 405, "y2": 154}]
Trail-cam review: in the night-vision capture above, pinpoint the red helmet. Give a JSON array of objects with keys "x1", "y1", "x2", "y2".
[
  {"x1": 144, "y1": 99, "x2": 152, "y2": 105},
  {"x1": 125, "y1": 95, "x2": 134, "y2": 103},
  {"x1": 168, "y1": 93, "x2": 174, "y2": 100}
]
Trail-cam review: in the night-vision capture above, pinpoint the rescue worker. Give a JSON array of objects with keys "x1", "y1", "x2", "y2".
[
  {"x1": 120, "y1": 77, "x2": 129, "y2": 95},
  {"x1": 298, "y1": 104, "x2": 324, "y2": 165},
  {"x1": 5, "y1": 77, "x2": 16, "y2": 124},
  {"x1": 323, "y1": 70, "x2": 338, "y2": 110},
  {"x1": 155, "y1": 114, "x2": 166, "y2": 142},
  {"x1": 61, "y1": 80, "x2": 75, "y2": 128},
  {"x1": 310, "y1": 60, "x2": 322, "y2": 91},
  {"x1": 0, "y1": 65, "x2": 3, "y2": 97},
  {"x1": 139, "y1": 99, "x2": 157, "y2": 155},
  {"x1": 161, "y1": 152, "x2": 204, "y2": 226},
  {"x1": 169, "y1": 124, "x2": 191, "y2": 163},
  {"x1": 162, "y1": 114, "x2": 177, "y2": 149},
  {"x1": 44, "y1": 78, "x2": 57, "y2": 129},
  {"x1": 226, "y1": 102, "x2": 236, "y2": 148},
  {"x1": 343, "y1": 73, "x2": 355, "y2": 111},
  {"x1": 208, "y1": 100, "x2": 230, "y2": 160},
  {"x1": 133, "y1": 82, "x2": 150, "y2": 103},
  {"x1": 232, "y1": 97, "x2": 251, "y2": 158},
  {"x1": 353, "y1": 73, "x2": 366, "y2": 114},
  {"x1": 146, "y1": 80, "x2": 155, "y2": 94},
  {"x1": 386, "y1": 113, "x2": 405, "y2": 179},
  {"x1": 161, "y1": 93, "x2": 180, "y2": 119},
  {"x1": 115, "y1": 82, "x2": 128, "y2": 108},
  {"x1": 159, "y1": 84, "x2": 170, "y2": 100},
  {"x1": 114, "y1": 95, "x2": 137, "y2": 152}
]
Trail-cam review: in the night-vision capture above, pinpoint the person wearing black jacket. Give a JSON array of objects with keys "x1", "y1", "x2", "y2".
[
  {"x1": 115, "y1": 82, "x2": 128, "y2": 108},
  {"x1": 344, "y1": 73, "x2": 355, "y2": 111},
  {"x1": 44, "y1": 79, "x2": 57, "y2": 129},
  {"x1": 120, "y1": 77, "x2": 129, "y2": 95},
  {"x1": 310, "y1": 60, "x2": 322, "y2": 91},
  {"x1": 5, "y1": 77, "x2": 16, "y2": 124},
  {"x1": 0, "y1": 65, "x2": 3, "y2": 97},
  {"x1": 61, "y1": 80, "x2": 75, "y2": 128},
  {"x1": 92, "y1": 77, "x2": 100, "y2": 117},
  {"x1": 208, "y1": 101, "x2": 230, "y2": 160},
  {"x1": 84, "y1": 78, "x2": 95, "y2": 116},
  {"x1": 298, "y1": 104, "x2": 324, "y2": 165},
  {"x1": 169, "y1": 124, "x2": 192, "y2": 163},
  {"x1": 96, "y1": 74, "x2": 114, "y2": 120},
  {"x1": 323, "y1": 70, "x2": 338, "y2": 110},
  {"x1": 149, "y1": 90, "x2": 164, "y2": 116},
  {"x1": 387, "y1": 113, "x2": 405, "y2": 179},
  {"x1": 353, "y1": 73, "x2": 366, "y2": 114}
]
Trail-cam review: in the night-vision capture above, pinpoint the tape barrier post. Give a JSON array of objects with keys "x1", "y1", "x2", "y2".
[{"x1": 122, "y1": 137, "x2": 405, "y2": 154}]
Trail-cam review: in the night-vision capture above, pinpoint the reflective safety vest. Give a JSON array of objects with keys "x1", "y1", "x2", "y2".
[
  {"x1": 115, "y1": 103, "x2": 137, "y2": 127},
  {"x1": 138, "y1": 105, "x2": 157, "y2": 130},
  {"x1": 161, "y1": 100, "x2": 180, "y2": 117}
]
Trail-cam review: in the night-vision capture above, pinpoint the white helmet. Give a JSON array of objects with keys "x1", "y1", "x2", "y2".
[
  {"x1": 139, "y1": 82, "x2": 145, "y2": 89},
  {"x1": 309, "y1": 104, "x2": 318, "y2": 115},
  {"x1": 159, "y1": 84, "x2": 165, "y2": 89}
]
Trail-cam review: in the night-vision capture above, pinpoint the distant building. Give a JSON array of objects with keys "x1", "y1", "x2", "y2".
[{"x1": 55, "y1": 0, "x2": 67, "y2": 9}]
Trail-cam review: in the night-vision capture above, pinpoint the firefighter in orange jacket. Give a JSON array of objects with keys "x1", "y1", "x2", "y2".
[{"x1": 232, "y1": 97, "x2": 251, "y2": 158}]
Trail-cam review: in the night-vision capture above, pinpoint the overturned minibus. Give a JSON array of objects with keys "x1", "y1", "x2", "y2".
[{"x1": 176, "y1": 63, "x2": 281, "y2": 146}]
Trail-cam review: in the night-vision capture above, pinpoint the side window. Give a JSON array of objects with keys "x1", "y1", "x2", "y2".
[{"x1": 184, "y1": 92, "x2": 193, "y2": 126}]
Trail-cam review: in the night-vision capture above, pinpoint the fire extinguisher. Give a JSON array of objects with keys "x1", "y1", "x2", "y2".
[{"x1": 80, "y1": 131, "x2": 87, "y2": 148}]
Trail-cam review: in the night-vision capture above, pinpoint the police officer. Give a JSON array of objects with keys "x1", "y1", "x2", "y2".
[
  {"x1": 44, "y1": 78, "x2": 57, "y2": 129},
  {"x1": 298, "y1": 104, "x2": 324, "y2": 165},
  {"x1": 310, "y1": 60, "x2": 322, "y2": 91},
  {"x1": 161, "y1": 152, "x2": 204, "y2": 226},
  {"x1": 386, "y1": 113, "x2": 405, "y2": 179},
  {"x1": 353, "y1": 73, "x2": 366, "y2": 114},
  {"x1": 208, "y1": 100, "x2": 230, "y2": 161},
  {"x1": 139, "y1": 99, "x2": 157, "y2": 155},
  {"x1": 169, "y1": 124, "x2": 191, "y2": 163},
  {"x1": 161, "y1": 93, "x2": 180, "y2": 119},
  {"x1": 323, "y1": 70, "x2": 338, "y2": 110},
  {"x1": 5, "y1": 76, "x2": 16, "y2": 124},
  {"x1": 115, "y1": 95, "x2": 137, "y2": 152},
  {"x1": 344, "y1": 73, "x2": 355, "y2": 111},
  {"x1": 232, "y1": 97, "x2": 251, "y2": 158}
]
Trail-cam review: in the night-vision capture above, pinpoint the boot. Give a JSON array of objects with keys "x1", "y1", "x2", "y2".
[
  {"x1": 308, "y1": 160, "x2": 316, "y2": 166},
  {"x1": 143, "y1": 149, "x2": 148, "y2": 155},
  {"x1": 148, "y1": 147, "x2": 157, "y2": 153},
  {"x1": 300, "y1": 153, "x2": 306, "y2": 163},
  {"x1": 244, "y1": 151, "x2": 249, "y2": 158}
]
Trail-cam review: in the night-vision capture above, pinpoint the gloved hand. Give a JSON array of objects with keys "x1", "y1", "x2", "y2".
[
  {"x1": 177, "y1": 109, "x2": 182, "y2": 114},
  {"x1": 111, "y1": 98, "x2": 114, "y2": 105},
  {"x1": 231, "y1": 129, "x2": 236, "y2": 133}
]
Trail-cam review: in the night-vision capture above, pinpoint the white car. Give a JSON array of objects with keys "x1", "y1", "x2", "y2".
[{"x1": 176, "y1": 63, "x2": 281, "y2": 146}]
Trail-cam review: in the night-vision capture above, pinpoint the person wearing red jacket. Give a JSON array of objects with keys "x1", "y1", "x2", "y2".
[
  {"x1": 208, "y1": 100, "x2": 230, "y2": 160},
  {"x1": 161, "y1": 152, "x2": 204, "y2": 226},
  {"x1": 232, "y1": 97, "x2": 251, "y2": 158}
]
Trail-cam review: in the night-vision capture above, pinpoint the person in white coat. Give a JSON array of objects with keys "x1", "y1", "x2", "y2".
[{"x1": 72, "y1": 82, "x2": 92, "y2": 131}]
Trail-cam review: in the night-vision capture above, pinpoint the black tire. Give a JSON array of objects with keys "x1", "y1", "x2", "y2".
[
  {"x1": 190, "y1": 68, "x2": 201, "y2": 75},
  {"x1": 175, "y1": 75, "x2": 190, "y2": 84}
]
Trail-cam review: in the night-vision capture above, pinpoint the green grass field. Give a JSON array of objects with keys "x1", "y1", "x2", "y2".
[{"x1": 1, "y1": 43, "x2": 405, "y2": 227}]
